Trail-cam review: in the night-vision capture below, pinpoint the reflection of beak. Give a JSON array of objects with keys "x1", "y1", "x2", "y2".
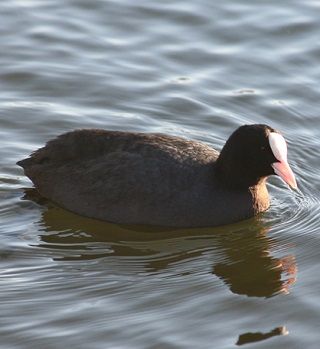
[{"x1": 272, "y1": 161, "x2": 297, "y2": 190}]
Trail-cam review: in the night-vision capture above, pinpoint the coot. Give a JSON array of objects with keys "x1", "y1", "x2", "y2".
[{"x1": 17, "y1": 124, "x2": 297, "y2": 227}]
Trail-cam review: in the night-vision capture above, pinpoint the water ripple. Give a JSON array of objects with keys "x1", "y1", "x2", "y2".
[{"x1": 1, "y1": 0, "x2": 320, "y2": 348}]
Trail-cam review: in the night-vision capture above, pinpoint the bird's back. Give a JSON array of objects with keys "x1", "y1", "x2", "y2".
[{"x1": 19, "y1": 129, "x2": 243, "y2": 227}]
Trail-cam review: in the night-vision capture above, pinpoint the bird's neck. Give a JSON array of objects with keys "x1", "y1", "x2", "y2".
[
  {"x1": 249, "y1": 179, "x2": 270, "y2": 214},
  {"x1": 214, "y1": 160, "x2": 263, "y2": 190},
  {"x1": 214, "y1": 162, "x2": 270, "y2": 213}
]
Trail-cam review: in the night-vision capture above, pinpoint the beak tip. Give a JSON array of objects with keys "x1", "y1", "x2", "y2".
[
  {"x1": 272, "y1": 162, "x2": 297, "y2": 191},
  {"x1": 290, "y1": 182, "x2": 298, "y2": 190}
]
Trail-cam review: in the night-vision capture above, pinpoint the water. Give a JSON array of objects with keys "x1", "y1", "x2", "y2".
[{"x1": 1, "y1": 0, "x2": 320, "y2": 348}]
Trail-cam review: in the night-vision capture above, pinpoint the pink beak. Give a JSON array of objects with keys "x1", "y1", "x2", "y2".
[
  {"x1": 272, "y1": 161, "x2": 297, "y2": 190},
  {"x1": 269, "y1": 132, "x2": 297, "y2": 190}
]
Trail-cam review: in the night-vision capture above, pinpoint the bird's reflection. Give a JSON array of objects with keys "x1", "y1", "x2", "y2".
[
  {"x1": 212, "y1": 227, "x2": 297, "y2": 298},
  {"x1": 236, "y1": 326, "x2": 289, "y2": 346},
  {"x1": 25, "y1": 188, "x2": 297, "y2": 298}
]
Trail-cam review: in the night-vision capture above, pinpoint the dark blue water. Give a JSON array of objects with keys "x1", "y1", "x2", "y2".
[{"x1": 1, "y1": 1, "x2": 320, "y2": 348}]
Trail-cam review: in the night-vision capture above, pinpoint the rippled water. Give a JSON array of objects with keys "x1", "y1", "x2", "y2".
[{"x1": 1, "y1": 0, "x2": 320, "y2": 348}]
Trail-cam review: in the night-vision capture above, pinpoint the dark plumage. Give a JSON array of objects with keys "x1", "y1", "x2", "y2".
[{"x1": 17, "y1": 124, "x2": 295, "y2": 227}]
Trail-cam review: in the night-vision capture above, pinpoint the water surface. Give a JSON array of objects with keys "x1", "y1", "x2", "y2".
[{"x1": 1, "y1": 0, "x2": 320, "y2": 348}]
